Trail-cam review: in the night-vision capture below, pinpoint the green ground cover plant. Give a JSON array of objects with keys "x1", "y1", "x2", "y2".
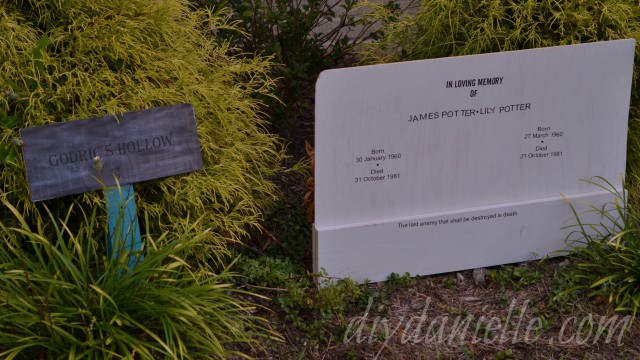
[
  {"x1": 0, "y1": 0, "x2": 284, "y2": 266},
  {"x1": 233, "y1": 252, "x2": 364, "y2": 342},
  {"x1": 0, "y1": 200, "x2": 273, "y2": 359}
]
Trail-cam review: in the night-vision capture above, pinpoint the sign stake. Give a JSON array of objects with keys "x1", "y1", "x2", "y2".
[{"x1": 105, "y1": 183, "x2": 143, "y2": 270}]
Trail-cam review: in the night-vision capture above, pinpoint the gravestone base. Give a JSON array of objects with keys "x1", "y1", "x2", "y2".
[
  {"x1": 314, "y1": 190, "x2": 617, "y2": 283},
  {"x1": 314, "y1": 40, "x2": 635, "y2": 284}
]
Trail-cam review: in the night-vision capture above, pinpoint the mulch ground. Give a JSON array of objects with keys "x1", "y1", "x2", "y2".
[{"x1": 248, "y1": 259, "x2": 640, "y2": 359}]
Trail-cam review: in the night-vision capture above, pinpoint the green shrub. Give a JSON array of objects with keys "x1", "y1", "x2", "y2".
[
  {"x1": 359, "y1": 0, "x2": 640, "y2": 61},
  {"x1": 0, "y1": 0, "x2": 284, "y2": 265},
  {"x1": 0, "y1": 200, "x2": 274, "y2": 359},
  {"x1": 194, "y1": 0, "x2": 400, "y2": 122},
  {"x1": 358, "y1": 0, "x2": 640, "y2": 181}
]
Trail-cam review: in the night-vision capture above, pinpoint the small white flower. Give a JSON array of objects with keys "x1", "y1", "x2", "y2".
[{"x1": 93, "y1": 156, "x2": 103, "y2": 172}]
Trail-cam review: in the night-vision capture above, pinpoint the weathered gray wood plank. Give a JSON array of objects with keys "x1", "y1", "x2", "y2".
[{"x1": 21, "y1": 103, "x2": 203, "y2": 202}]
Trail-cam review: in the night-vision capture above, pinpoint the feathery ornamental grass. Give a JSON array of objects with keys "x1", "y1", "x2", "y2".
[
  {"x1": 0, "y1": 0, "x2": 284, "y2": 266},
  {"x1": 559, "y1": 178, "x2": 640, "y2": 323},
  {"x1": 0, "y1": 200, "x2": 276, "y2": 359}
]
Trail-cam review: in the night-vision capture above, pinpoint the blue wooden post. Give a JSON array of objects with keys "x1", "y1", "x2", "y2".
[{"x1": 105, "y1": 184, "x2": 143, "y2": 270}]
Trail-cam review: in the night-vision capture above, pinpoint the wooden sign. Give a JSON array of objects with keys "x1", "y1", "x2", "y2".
[
  {"x1": 21, "y1": 103, "x2": 202, "y2": 202},
  {"x1": 314, "y1": 39, "x2": 636, "y2": 283}
]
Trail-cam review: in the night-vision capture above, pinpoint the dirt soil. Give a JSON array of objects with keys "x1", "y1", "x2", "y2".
[{"x1": 248, "y1": 259, "x2": 640, "y2": 359}]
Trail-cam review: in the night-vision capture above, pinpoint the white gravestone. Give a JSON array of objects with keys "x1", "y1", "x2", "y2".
[{"x1": 314, "y1": 39, "x2": 636, "y2": 283}]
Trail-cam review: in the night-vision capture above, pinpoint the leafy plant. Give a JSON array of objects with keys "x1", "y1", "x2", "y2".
[
  {"x1": 385, "y1": 272, "x2": 417, "y2": 291},
  {"x1": 547, "y1": 263, "x2": 583, "y2": 313},
  {"x1": 234, "y1": 252, "x2": 308, "y2": 289},
  {"x1": 232, "y1": 253, "x2": 368, "y2": 341},
  {"x1": 494, "y1": 348, "x2": 513, "y2": 360},
  {"x1": 359, "y1": 0, "x2": 640, "y2": 62},
  {"x1": 556, "y1": 177, "x2": 640, "y2": 321},
  {"x1": 194, "y1": 0, "x2": 404, "y2": 122},
  {"x1": 0, "y1": 0, "x2": 284, "y2": 267},
  {"x1": 0, "y1": 200, "x2": 274, "y2": 359},
  {"x1": 488, "y1": 265, "x2": 543, "y2": 291},
  {"x1": 261, "y1": 198, "x2": 312, "y2": 261}
]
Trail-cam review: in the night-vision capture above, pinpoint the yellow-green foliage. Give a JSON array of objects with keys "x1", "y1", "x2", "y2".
[
  {"x1": 359, "y1": 0, "x2": 640, "y2": 61},
  {"x1": 0, "y1": 0, "x2": 284, "y2": 264},
  {"x1": 359, "y1": 0, "x2": 640, "y2": 183}
]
